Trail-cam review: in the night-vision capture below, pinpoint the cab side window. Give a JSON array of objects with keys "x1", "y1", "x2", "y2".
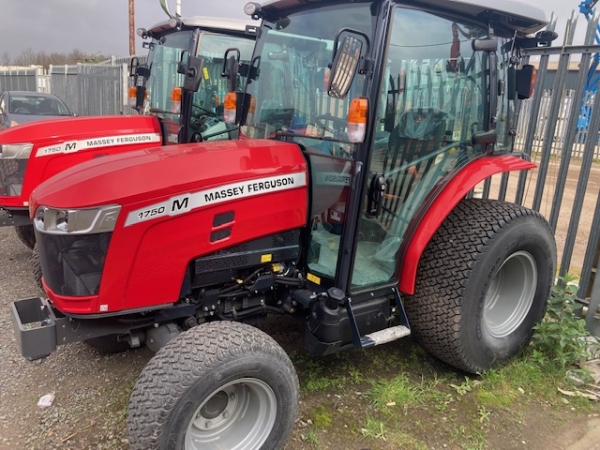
[{"x1": 351, "y1": 8, "x2": 490, "y2": 289}]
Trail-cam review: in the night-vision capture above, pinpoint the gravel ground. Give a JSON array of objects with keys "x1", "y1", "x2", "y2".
[
  {"x1": 0, "y1": 227, "x2": 152, "y2": 450},
  {"x1": 1, "y1": 220, "x2": 599, "y2": 450}
]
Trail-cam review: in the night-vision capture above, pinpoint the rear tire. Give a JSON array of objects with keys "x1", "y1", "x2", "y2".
[
  {"x1": 128, "y1": 321, "x2": 299, "y2": 450},
  {"x1": 15, "y1": 225, "x2": 36, "y2": 250},
  {"x1": 404, "y1": 199, "x2": 556, "y2": 373}
]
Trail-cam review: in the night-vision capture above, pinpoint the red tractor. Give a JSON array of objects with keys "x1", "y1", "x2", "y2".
[
  {"x1": 12, "y1": 0, "x2": 558, "y2": 448},
  {"x1": 0, "y1": 15, "x2": 255, "y2": 256}
]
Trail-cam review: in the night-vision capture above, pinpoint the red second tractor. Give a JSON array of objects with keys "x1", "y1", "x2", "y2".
[
  {"x1": 12, "y1": 0, "x2": 559, "y2": 448},
  {"x1": 0, "y1": 13, "x2": 255, "y2": 259}
]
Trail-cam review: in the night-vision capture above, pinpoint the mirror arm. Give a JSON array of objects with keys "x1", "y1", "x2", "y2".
[{"x1": 358, "y1": 56, "x2": 375, "y2": 76}]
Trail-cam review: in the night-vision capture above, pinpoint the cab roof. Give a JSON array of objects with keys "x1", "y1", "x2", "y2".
[
  {"x1": 259, "y1": 0, "x2": 549, "y2": 35},
  {"x1": 148, "y1": 17, "x2": 255, "y2": 36}
]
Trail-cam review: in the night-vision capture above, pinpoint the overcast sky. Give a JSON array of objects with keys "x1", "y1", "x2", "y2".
[{"x1": 0, "y1": 0, "x2": 589, "y2": 59}]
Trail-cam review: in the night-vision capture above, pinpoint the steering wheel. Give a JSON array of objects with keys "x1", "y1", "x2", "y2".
[
  {"x1": 314, "y1": 114, "x2": 347, "y2": 134},
  {"x1": 14, "y1": 108, "x2": 30, "y2": 114},
  {"x1": 192, "y1": 103, "x2": 216, "y2": 118}
]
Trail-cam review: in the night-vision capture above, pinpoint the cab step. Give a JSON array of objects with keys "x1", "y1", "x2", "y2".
[
  {"x1": 362, "y1": 325, "x2": 411, "y2": 347},
  {"x1": 344, "y1": 287, "x2": 411, "y2": 349}
]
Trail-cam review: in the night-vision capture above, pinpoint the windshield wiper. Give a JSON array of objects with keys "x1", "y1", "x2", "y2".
[
  {"x1": 149, "y1": 108, "x2": 177, "y2": 115},
  {"x1": 274, "y1": 129, "x2": 353, "y2": 145}
]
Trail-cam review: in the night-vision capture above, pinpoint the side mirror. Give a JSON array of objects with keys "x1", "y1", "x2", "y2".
[
  {"x1": 130, "y1": 57, "x2": 139, "y2": 77},
  {"x1": 183, "y1": 55, "x2": 204, "y2": 92},
  {"x1": 516, "y1": 64, "x2": 536, "y2": 99},
  {"x1": 328, "y1": 35, "x2": 362, "y2": 99},
  {"x1": 221, "y1": 48, "x2": 242, "y2": 92},
  {"x1": 177, "y1": 50, "x2": 190, "y2": 75}
]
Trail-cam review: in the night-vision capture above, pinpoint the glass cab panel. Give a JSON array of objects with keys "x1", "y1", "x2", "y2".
[
  {"x1": 145, "y1": 30, "x2": 196, "y2": 118},
  {"x1": 241, "y1": 4, "x2": 374, "y2": 282},
  {"x1": 145, "y1": 30, "x2": 254, "y2": 141},
  {"x1": 350, "y1": 6, "x2": 491, "y2": 290}
]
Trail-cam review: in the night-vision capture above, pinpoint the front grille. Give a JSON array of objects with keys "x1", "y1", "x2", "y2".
[
  {"x1": 36, "y1": 230, "x2": 111, "y2": 296},
  {"x1": 0, "y1": 159, "x2": 26, "y2": 196},
  {"x1": 62, "y1": 248, "x2": 104, "y2": 296}
]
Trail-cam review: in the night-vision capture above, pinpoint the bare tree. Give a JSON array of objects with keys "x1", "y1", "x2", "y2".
[
  {"x1": 6, "y1": 48, "x2": 109, "y2": 69},
  {"x1": 0, "y1": 52, "x2": 11, "y2": 66},
  {"x1": 14, "y1": 48, "x2": 37, "y2": 66}
]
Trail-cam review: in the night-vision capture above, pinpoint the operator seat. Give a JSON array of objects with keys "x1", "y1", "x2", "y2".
[
  {"x1": 359, "y1": 108, "x2": 448, "y2": 278},
  {"x1": 380, "y1": 107, "x2": 447, "y2": 227}
]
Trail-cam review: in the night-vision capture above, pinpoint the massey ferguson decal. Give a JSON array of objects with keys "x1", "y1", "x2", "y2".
[
  {"x1": 35, "y1": 133, "x2": 162, "y2": 157},
  {"x1": 124, "y1": 172, "x2": 307, "y2": 227}
]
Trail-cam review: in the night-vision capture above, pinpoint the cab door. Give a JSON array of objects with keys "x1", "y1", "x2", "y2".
[{"x1": 349, "y1": 6, "x2": 488, "y2": 291}]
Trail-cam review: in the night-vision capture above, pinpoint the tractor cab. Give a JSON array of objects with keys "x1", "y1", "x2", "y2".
[
  {"x1": 232, "y1": 0, "x2": 548, "y2": 298},
  {"x1": 131, "y1": 17, "x2": 256, "y2": 144}
]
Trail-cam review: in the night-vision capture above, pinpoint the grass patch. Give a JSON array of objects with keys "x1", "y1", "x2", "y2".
[
  {"x1": 368, "y1": 373, "x2": 424, "y2": 413},
  {"x1": 307, "y1": 406, "x2": 333, "y2": 429}
]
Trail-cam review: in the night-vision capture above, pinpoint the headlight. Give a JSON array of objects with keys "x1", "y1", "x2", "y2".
[
  {"x1": 34, "y1": 205, "x2": 121, "y2": 234},
  {"x1": 0, "y1": 143, "x2": 33, "y2": 159}
]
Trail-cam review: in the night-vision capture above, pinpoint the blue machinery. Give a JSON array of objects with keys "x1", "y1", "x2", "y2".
[{"x1": 578, "y1": 0, "x2": 600, "y2": 134}]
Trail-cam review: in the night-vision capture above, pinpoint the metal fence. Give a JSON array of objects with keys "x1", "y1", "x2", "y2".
[
  {"x1": 484, "y1": 11, "x2": 600, "y2": 304},
  {"x1": 0, "y1": 66, "x2": 48, "y2": 93},
  {"x1": 0, "y1": 56, "x2": 145, "y2": 116},
  {"x1": 48, "y1": 60, "x2": 133, "y2": 116}
]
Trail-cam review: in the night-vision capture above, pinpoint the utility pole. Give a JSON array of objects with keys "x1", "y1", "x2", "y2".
[{"x1": 129, "y1": 0, "x2": 135, "y2": 56}]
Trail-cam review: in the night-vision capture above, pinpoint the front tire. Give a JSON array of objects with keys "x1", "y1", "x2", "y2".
[
  {"x1": 128, "y1": 321, "x2": 299, "y2": 450},
  {"x1": 15, "y1": 225, "x2": 36, "y2": 250},
  {"x1": 404, "y1": 199, "x2": 556, "y2": 373},
  {"x1": 85, "y1": 335, "x2": 132, "y2": 355},
  {"x1": 31, "y1": 244, "x2": 43, "y2": 290}
]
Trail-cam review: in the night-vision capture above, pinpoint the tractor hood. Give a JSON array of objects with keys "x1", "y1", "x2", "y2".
[
  {"x1": 0, "y1": 115, "x2": 162, "y2": 155},
  {"x1": 31, "y1": 139, "x2": 308, "y2": 216},
  {"x1": 0, "y1": 114, "x2": 164, "y2": 210}
]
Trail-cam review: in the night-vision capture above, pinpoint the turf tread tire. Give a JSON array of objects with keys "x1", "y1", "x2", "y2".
[
  {"x1": 85, "y1": 335, "x2": 131, "y2": 354},
  {"x1": 15, "y1": 225, "x2": 36, "y2": 250},
  {"x1": 127, "y1": 321, "x2": 299, "y2": 450},
  {"x1": 31, "y1": 244, "x2": 43, "y2": 290},
  {"x1": 404, "y1": 199, "x2": 556, "y2": 374}
]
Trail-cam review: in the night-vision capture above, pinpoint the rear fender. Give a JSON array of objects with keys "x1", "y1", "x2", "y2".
[{"x1": 399, "y1": 155, "x2": 536, "y2": 295}]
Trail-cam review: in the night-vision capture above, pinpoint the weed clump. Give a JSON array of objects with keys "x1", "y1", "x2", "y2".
[{"x1": 531, "y1": 276, "x2": 592, "y2": 371}]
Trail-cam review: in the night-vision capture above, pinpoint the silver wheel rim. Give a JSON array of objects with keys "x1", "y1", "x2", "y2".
[
  {"x1": 483, "y1": 251, "x2": 538, "y2": 339},
  {"x1": 185, "y1": 378, "x2": 277, "y2": 450}
]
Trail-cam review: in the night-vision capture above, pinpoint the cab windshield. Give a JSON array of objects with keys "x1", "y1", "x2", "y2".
[
  {"x1": 146, "y1": 30, "x2": 195, "y2": 117},
  {"x1": 145, "y1": 30, "x2": 254, "y2": 122},
  {"x1": 241, "y1": 3, "x2": 373, "y2": 156}
]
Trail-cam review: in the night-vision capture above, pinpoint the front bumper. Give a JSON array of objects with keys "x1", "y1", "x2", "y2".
[
  {"x1": 10, "y1": 296, "x2": 148, "y2": 360},
  {"x1": 11, "y1": 297, "x2": 60, "y2": 360},
  {"x1": 0, "y1": 207, "x2": 30, "y2": 227}
]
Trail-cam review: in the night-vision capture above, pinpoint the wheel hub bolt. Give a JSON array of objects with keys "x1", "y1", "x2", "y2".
[
  {"x1": 205, "y1": 420, "x2": 212, "y2": 428},
  {"x1": 223, "y1": 411, "x2": 230, "y2": 419}
]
